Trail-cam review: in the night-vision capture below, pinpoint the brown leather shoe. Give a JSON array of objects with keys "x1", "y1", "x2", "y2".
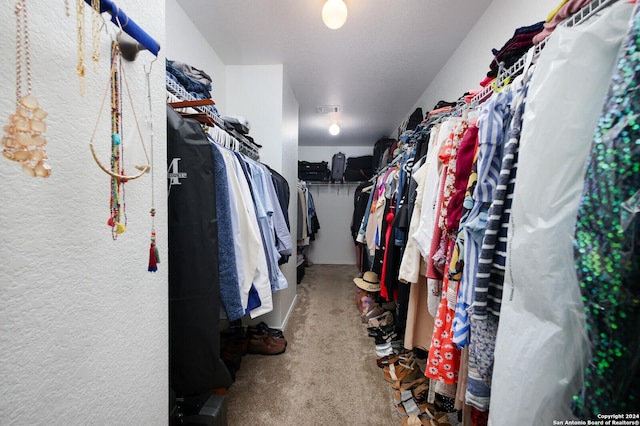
[
  {"x1": 247, "y1": 334, "x2": 286, "y2": 355},
  {"x1": 247, "y1": 330, "x2": 287, "y2": 347}
]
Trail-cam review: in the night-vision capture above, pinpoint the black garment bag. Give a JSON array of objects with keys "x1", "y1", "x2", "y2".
[{"x1": 167, "y1": 106, "x2": 231, "y2": 396}]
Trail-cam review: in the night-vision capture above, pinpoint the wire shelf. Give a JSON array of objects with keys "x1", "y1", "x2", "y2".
[
  {"x1": 469, "y1": 0, "x2": 618, "y2": 107},
  {"x1": 166, "y1": 77, "x2": 261, "y2": 160}
]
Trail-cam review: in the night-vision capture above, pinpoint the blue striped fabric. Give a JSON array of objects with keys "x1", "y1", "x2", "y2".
[
  {"x1": 466, "y1": 79, "x2": 529, "y2": 411},
  {"x1": 474, "y1": 82, "x2": 529, "y2": 320},
  {"x1": 453, "y1": 90, "x2": 512, "y2": 347}
]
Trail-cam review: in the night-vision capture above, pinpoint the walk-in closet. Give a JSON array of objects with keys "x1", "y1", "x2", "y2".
[{"x1": 1, "y1": 0, "x2": 638, "y2": 425}]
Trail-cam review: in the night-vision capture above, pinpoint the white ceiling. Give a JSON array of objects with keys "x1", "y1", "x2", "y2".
[{"x1": 177, "y1": 0, "x2": 493, "y2": 146}]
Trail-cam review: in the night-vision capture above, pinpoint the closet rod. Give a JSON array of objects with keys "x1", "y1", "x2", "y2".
[
  {"x1": 85, "y1": 0, "x2": 160, "y2": 57},
  {"x1": 469, "y1": 0, "x2": 618, "y2": 106}
]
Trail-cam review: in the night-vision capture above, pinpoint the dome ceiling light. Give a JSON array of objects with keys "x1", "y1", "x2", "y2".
[{"x1": 322, "y1": 0, "x2": 348, "y2": 30}]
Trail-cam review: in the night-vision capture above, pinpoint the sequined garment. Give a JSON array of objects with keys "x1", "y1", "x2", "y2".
[{"x1": 573, "y1": 4, "x2": 640, "y2": 416}]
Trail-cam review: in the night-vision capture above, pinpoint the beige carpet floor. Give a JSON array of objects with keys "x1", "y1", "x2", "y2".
[{"x1": 225, "y1": 264, "x2": 399, "y2": 425}]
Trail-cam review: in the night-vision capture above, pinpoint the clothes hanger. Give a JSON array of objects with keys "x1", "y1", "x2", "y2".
[
  {"x1": 491, "y1": 58, "x2": 512, "y2": 93},
  {"x1": 513, "y1": 48, "x2": 536, "y2": 90}
]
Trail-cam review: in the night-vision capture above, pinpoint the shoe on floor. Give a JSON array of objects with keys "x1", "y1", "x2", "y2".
[
  {"x1": 375, "y1": 342, "x2": 395, "y2": 358},
  {"x1": 247, "y1": 334, "x2": 286, "y2": 355},
  {"x1": 247, "y1": 321, "x2": 285, "y2": 339}
]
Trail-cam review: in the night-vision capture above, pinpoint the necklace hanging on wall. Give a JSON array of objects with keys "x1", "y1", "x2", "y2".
[
  {"x1": 144, "y1": 59, "x2": 159, "y2": 272},
  {"x1": 91, "y1": 0, "x2": 101, "y2": 68},
  {"x1": 89, "y1": 41, "x2": 150, "y2": 239},
  {"x1": 75, "y1": 0, "x2": 86, "y2": 95},
  {"x1": 2, "y1": 0, "x2": 51, "y2": 178},
  {"x1": 75, "y1": 0, "x2": 101, "y2": 95}
]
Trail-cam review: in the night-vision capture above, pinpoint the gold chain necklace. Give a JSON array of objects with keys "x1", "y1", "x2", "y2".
[{"x1": 2, "y1": 0, "x2": 51, "y2": 178}]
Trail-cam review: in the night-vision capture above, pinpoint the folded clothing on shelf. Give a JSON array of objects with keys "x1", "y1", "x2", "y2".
[{"x1": 221, "y1": 115, "x2": 251, "y2": 135}]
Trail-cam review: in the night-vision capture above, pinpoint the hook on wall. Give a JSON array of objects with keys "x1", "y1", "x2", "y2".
[{"x1": 117, "y1": 34, "x2": 146, "y2": 61}]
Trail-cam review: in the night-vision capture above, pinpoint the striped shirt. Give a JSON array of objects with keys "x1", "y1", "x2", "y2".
[
  {"x1": 453, "y1": 89, "x2": 512, "y2": 347},
  {"x1": 473, "y1": 82, "x2": 529, "y2": 320}
]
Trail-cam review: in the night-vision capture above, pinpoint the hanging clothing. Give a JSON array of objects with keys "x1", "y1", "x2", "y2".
[
  {"x1": 452, "y1": 150, "x2": 480, "y2": 349},
  {"x1": 211, "y1": 143, "x2": 244, "y2": 321},
  {"x1": 242, "y1": 158, "x2": 289, "y2": 292},
  {"x1": 403, "y1": 265, "x2": 435, "y2": 351},
  {"x1": 425, "y1": 239, "x2": 460, "y2": 390},
  {"x1": 490, "y1": 2, "x2": 634, "y2": 423},
  {"x1": 572, "y1": 2, "x2": 640, "y2": 416},
  {"x1": 267, "y1": 166, "x2": 291, "y2": 231},
  {"x1": 398, "y1": 145, "x2": 433, "y2": 284},
  {"x1": 297, "y1": 184, "x2": 309, "y2": 245},
  {"x1": 167, "y1": 106, "x2": 231, "y2": 394},
  {"x1": 413, "y1": 120, "x2": 454, "y2": 259},
  {"x1": 221, "y1": 149, "x2": 273, "y2": 318},
  {"x1": 424, "y1": 121, "x2": 474, "y2": 395},
  {"x1": 466, "y1": 77, "x2": 529, "y2": 412},
  {"x1": 455, "y1": 89, "x2": 512, "y2": 348}
]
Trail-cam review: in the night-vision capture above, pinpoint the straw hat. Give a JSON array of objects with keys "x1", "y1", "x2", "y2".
[{"x1": 353, "y1": 271, "x2": 381, "y2": 292}]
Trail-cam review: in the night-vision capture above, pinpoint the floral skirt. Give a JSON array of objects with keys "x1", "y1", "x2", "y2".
[{"x1": 425, "y1": 293, "x2": 461, "y2": 385}]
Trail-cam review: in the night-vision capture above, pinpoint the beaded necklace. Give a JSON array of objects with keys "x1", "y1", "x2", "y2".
[
  {"x1": 2, "y1": 0, "x2": 51, "y2": 178},
  {"x1": 89, "y1": 41, "x2": 150, "y2": 239},
  {"x1": 109, "y1": 41, "x2": 125, "y2": 239},
  {"x1": 145, "y1": 60, "x2": 159, "y2": 271}
]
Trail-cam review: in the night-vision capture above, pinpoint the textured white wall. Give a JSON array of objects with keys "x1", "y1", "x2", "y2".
[
  {"x1": 225, "y1": 64, "x2": 299, "y2": 329},
  {"x1": 166, "y1": 0, "x2": 227, "y2": 112},
  {"x1": 406, "y1": 0, "x2": 560, "y2": 116},
  {"x1": 304, "y1": 183, "x2": 359, "y2": 265},
  {"x1": 0, "y1": 2, "x2": 167, "y2": 425},
  {"x1": 298, "y1": 146, "x2": 374, "y2": 266},
  {"x1": 277, "y1": 71, "x2": 300, "y2": 328},
  {"x1": 225, "y1": 64, "x2": 283, "y2": 169}
]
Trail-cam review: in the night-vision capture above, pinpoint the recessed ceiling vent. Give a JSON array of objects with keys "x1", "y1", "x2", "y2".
[{"x1": 316, "y1": 105, "x2": 340, "y2": 114}]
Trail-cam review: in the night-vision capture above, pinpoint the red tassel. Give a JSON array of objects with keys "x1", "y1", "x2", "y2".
[{"x1": 148, "y1": 242, "x2": 158, "y2": 272}]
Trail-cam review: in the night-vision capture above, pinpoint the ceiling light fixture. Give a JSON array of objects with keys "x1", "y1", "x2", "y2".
[
  {"x1": 328, "y1": 123, "x2": 341, "y2": 136},
  {"x1": 322, "y1": 0, "x2": 348, "y2": 30}
]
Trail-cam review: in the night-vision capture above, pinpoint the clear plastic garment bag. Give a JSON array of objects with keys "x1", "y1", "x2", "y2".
[{"x1": 489, "y1": 2, "x2": 635, "y2": 424}]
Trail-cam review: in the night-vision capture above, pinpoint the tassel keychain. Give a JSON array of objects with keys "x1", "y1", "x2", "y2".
[
  {"x1": 148, "y1": 228, "x2": 158, "y2": 272},
  {"x1": 145, "y1": 60, "x2": 159, "y2": 272}
]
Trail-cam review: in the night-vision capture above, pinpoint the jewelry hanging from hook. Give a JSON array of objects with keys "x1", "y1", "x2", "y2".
[
  {"x1": 2, "y1": 0, "x2": 51, "y2": 178},
  {"x1": 75, "y1": 0, "x2": 102, "y2": 95},
  {"x1": 144, "y1": 57, "x2": 159, "y2": 271},
  {"x1": 91, "y1": 0, "x2": 101, "y2": 70},
  {"x1": 76, "y1": 0, "x2": 86, "y2": 95},
  {"x1": 88, "y1": 41, "x2": 150, "y2": 239}
]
